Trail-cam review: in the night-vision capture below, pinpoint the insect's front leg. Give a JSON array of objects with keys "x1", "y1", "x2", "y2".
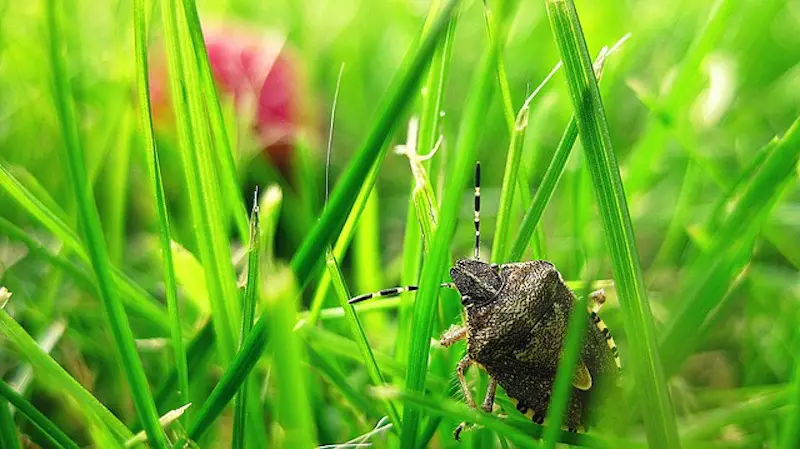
[
  {"x1": 453, "y1": 355, "x2": 477, "y2": 441},
  {"x1": 440, "y1": 325, "x2": 467, "y2": 347},
  {"x1": 456, "y1": 355, "x2": 476, "y2": 408}
]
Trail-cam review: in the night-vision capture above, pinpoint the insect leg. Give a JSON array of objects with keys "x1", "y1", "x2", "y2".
[
  {"x1": 588, "y1": 289, "x2": 606, "y2": 312},
  {"x1": 473, "y1": 161, "x2": 481, "y2": 260},
  {"x1": 439, "y1": 325, "x2": 467, "y2": 347},
  {"x1": 456, "y1": 355, "x2": 476, "y2": 408},
  {"x1": 348, "y1": 283, "x2": 456, "y2": 304},
  {"x1": 480, "y1": 377, "x2": 498, "y2": 413}
]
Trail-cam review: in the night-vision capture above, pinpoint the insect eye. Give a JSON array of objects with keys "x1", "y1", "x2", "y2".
[{"x1": 460, "y1": 295, "x2": 472, "y2": 306}]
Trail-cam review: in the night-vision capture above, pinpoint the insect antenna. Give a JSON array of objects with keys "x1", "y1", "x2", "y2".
[
  {"x1": 473, "y1": 161, "x2": 481, "y2": 260},
  {"x1": 348, "y1": 283, "x2": 456, "y2": 305}
]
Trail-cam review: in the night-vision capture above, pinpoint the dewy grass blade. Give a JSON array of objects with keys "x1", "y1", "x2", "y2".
[
  {"x1": 0, "y1": 304, "x2": 132, "y2": 441},
  {"x1": 160, "y1": 0, "x2": 239, "y2": 364},
  {"x1": 0, "y1": 380, "x2": 80, "y2": 449},
  {"x1": 132, "y1": 0, "x2": 189, "y2": 417},
  {"x1": 400, "y1": 35, "x2": 497, "y2": 449},
  {"x1": 45, "y1": 2, "x2": 168, "y2": 447},
  {"x1": 186, "y1": 1, "x2": 459, "y2": 438},
  {"x1": 326, "y1": 250, "x2": 402, "y2": 429},
  {"x1": 545, "y1": 1, "x2": 680, "y2": 447},
  {"x1": 232, "y1": 200, "x2": 261, "y2": 449}
]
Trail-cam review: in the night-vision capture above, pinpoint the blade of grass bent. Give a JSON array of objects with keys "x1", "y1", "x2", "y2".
[
  {"x1": 186, "y1": 1, "x2": 460, "y2": 438},
  {"x1": 45, "y1": 2, "x2": 168, "y2": 447},
  {"x1": 492, "y1": 61, "x2": 564, "y2": 263},
  {"x1": 132, "y1": 0, "x2": 189, "y2": 417},
  {"x1": 545, "y1": 1, "x2": 680, "y2": 447},
  {"x1": 0, "y1": 380, "x2": 80, "y2": 449}
]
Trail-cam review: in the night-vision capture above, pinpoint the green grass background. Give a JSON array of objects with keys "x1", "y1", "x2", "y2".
[{"x1": 0, "y1": 0, "x2": 798, "y2": 447}]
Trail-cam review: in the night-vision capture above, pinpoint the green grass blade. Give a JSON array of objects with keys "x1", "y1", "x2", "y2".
[
  {"x1": 400, "y1": 31, "x2": 498, "y2": 449},
  {"x1": 304, "y1": 162, "x2": 380, "y2": 328},
  {"x1": 508, "y1": 36, "x2": 627, "y2": 263},
  {"x1": 154, "y1": 320, "x2": 215, "y2": 412},
  {"x1": 288, "y1": 0, "x2": 459, "y2": 286},
  {"x1": 659, "y1": 119, "x2": 800, "y2": 372},
  {"x1": 0, "y1": 166, "x2": 171, "y2": 332},
  {"x1": 0, "y1": 395, "x2": 20, "y2": 449},
  {"x1": 160, "y1": 0, "x2": 240, "y2": 364},
  {"x1": 232, "y1": 200, "x2": 260, "y2": 449},
  {"x1": 186, "y1": 2, "x2": 461, "y2": 438},
  {"x1": 262, "y1": 268, "x2": 317, "y2": 448},
  {"x1": 545, "y1": 1, "x2": 680, "y2": 447},
  {"x1": 45, "y1": 1, "x2": 168, "y2": 446},
  {"x1": 509, "y1": 116, "x2": 576, "y2": 262},
  {"x1": 492, "y1": 59, "x2": 565, "y2": 263},
  {"x1": 132, "y1": 0, "x2": 189, "y2": 419},
  {"x1": 0, "y1": 380, "x2": 80, "y2": 449},
  {"x1": 542, "y1": 282, "x2": 590, "y2": 448},
  {"x1": 376, "y1": 386, "x2": 641, "y2": 449},
  {"x1": 0, "y1": 304, "x2": 132, "y2": 441},
  {"x1": 179, "y1": 0, "x2": 249, "y2": 242},
  {"x1": 326, "y1": 249, "x2": 402, "y2": 429},
  {"x1": 483, "y1": 0, "x2": 517, "y2": 134}
]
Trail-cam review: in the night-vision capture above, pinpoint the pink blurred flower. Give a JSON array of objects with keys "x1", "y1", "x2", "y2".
[{"x1": 149, "y1": 23, "x2": 304, "y2": 171}]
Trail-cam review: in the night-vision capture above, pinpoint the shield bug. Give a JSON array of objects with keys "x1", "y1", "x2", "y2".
[{"x1": 349, "y1": 162, "x2": 621, "y2": 439}]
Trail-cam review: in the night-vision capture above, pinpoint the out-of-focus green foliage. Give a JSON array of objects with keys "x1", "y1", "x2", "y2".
[{"x1": 0, "y1": 0, "x2": 797, "y2": 447}]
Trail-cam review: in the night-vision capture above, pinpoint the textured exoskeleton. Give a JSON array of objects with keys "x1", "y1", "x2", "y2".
[{"x1": 444, "y1": 259, "x2": 620, "y2": 437}]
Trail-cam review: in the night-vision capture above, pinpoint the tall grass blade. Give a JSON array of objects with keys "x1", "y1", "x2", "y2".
[
  {"x1": 45, "y1": 1, "x2": 168, "y2": 446},
  {"x1": 541, "y1": 282, "x2": 590, "y2": 448},
  {"x1": 0, "y1": 396, "x2": 20, "y2": 449},
  {"x1": 400, "y1": 30, "x2": 497, "y2": 449},
  {"x1": 508, "y1": 35, "x2": 628, "y2": 263},
  {"x1": 263, "y1": 268, "x2": 317, "y2": 448},
  {"x1": 545, "y1": 1, "x2": 680, "y2": 447},
  {"x1": 326, "y1": 249, "x2": 402, "y2": 428},
  {"x1": 160, "y1": 0, "x2": 240, "y2": 365},
  {"x1": 180, "y1": 0, "x2": 250, "y2": 242},
  {"x1": 0, "y1": 379, "x2": 80, "y2": 449},
  {"x1": 186, "y1": 1, "x2": 461, "y2": 437},
  {"x1": 232, "y1": 199, "x2": 260, "y2": 449},
  {"x1": 132, "y1": 0, "x2": 189, "y2": 418}
]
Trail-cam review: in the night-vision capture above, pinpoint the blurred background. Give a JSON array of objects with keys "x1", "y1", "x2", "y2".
[{"x1": 0, "y1": 0, "x2": 798, "y2": 447}]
